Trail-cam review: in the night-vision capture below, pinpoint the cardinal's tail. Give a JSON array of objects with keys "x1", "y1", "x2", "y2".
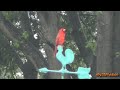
[{"x1": 53, "y1": 45, "x2": 57, "y2": 58}]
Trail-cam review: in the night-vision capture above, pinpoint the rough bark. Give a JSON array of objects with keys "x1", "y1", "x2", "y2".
[
  {"x1": 112, "y1": 11, "x2": 120, "y2": 79},
  {"x1": 0, "y1": 12, "x2": 46, "y2": 79},
  {"x1": 67, "y1": 11, "x2": 96, "y2": 78},
  {"x1": 96, "y1": 11, "x2": 113, "y2": 79},
  {"x1": 37, "y1": 11, "x2": 62, "y2": 79}
]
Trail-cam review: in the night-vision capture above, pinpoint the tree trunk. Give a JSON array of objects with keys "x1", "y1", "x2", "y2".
[
  {"x1": 112, "y1": 11, "x2": 120, "y2": 79},
  {"x1": 67, "y1": 11, "x2": 96, "y2": 78},
  {"x1": 96, "y1": 11, "x2": 113, "y2": 79},
  {"x1": 37, "y1": 11, "x2": 62, "y2": 79}
]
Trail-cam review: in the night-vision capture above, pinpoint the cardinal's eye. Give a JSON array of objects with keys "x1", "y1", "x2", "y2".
[{"x1": 63, "y1": 29, "x2": 66, "y2": 31}]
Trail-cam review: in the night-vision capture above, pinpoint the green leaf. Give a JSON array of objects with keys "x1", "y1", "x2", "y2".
[
  {"x1": 2, "y1": 11, "x2": 20, "y2": 22},
  {"x1": 115, "y1": 52, "x2": 120, "y2": 57},
  {"x1": 22, "y1": 31, "x2": 29, "y2": 40},
  {"x1": 13, "y1": 40, "x2": 20, "y2": 48},
  {"x1": 96, "y1": 11, "x2": 103, "y2": 15}
]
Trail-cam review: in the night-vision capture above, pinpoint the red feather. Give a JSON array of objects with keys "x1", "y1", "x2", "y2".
[{"x1": 54, "y1": 28, "x2": 66, "y2": 57}]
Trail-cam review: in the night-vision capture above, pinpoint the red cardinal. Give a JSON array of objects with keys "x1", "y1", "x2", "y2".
[{"x1": 54, "y1": 28, "x2": 66, "y2": 57}]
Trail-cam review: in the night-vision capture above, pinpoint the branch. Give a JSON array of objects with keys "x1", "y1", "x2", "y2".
[{"x1": 0, "y1": 12, "x2": 46, "y2": 70}]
